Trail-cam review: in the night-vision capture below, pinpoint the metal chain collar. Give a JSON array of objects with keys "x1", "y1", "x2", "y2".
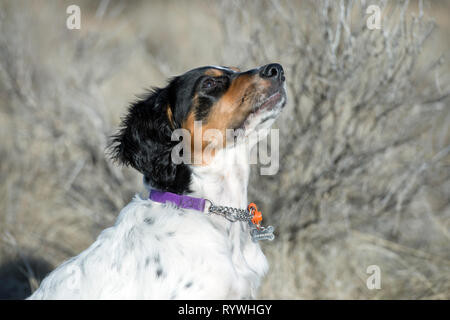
[
  {"x1": 206, "y1": 200, "x2": 275, "y2": 242},
  {"x1": 208, "y1": 203, "x2": 252, "y2": 222}
]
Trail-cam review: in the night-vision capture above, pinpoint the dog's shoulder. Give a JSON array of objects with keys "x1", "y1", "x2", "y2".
[{"x1": 28, "y1": 195, "x2": 238, "y2": 299}]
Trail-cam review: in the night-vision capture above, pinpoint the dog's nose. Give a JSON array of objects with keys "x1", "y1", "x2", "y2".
[{"x1": 259, "y1": 63, "x2": 285, "y2": 82}]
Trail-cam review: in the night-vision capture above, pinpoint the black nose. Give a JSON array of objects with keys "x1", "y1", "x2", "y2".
[{"x1": 259, "y1": 63, "x2": 285, "y2": 82}]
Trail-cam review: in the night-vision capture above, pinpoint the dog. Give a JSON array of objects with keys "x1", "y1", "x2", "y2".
[{"x1": 28, "y1": 63, "x2": 286, "y2": 299}]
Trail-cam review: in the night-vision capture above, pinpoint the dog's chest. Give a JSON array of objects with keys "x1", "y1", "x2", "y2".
[
  {"x1": 133, "y1": 208, "x2": 268, "y2": 299},
  {"x1": 29, "y1": 198, "x2": 268, "y2": 299}
]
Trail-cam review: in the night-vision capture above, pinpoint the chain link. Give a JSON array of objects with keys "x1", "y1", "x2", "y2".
[
  {"x1": 208, "y1": 203, "x2": 252, "y2": 222},
  {"x1": 206, "y1": 200, "x2": 275, "y2": 241}
]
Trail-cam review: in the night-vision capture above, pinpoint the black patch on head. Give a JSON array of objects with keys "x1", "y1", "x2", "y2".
[
  {"x1": 109, "y1": 78, "x2": 193, "y2": 194},
  {"x1": 109, "y1": 67, "x2": 233, "y2": 194},
  {"x1": 194, "y1": 75, "x2": 230, "y2": 121},
  {"x1": 194, "y1": 96, "x2": 214, "y2": 120}
]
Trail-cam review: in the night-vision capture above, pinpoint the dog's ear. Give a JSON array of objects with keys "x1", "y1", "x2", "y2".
[{"x1": 109, "y1": 88, "x2": 191, "y2": 194}]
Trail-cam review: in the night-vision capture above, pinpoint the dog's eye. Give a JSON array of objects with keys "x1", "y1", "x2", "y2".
[{"x1": 201, "y1": 78, "x2": 216, "y2": 90}]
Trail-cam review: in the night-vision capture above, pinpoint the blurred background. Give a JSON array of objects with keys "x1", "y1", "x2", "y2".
[{"x1": 0, "y1": 0, "x2": 449, "y2": 299}]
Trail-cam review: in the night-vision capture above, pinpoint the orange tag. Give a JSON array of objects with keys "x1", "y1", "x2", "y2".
[{"x1": 248, "y1": 203, "x2": 262, "y2": 228}]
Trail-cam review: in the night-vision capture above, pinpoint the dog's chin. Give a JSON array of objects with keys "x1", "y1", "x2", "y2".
[{"x1": 241, "y1": 89, "x2": 286, "y2": 137}]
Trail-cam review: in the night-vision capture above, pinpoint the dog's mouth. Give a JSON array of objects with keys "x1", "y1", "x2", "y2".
[
  {"x1": 243, "y1": 88, "x2": 286, "y2": 125},
  {"x1": 251, "y1": 91, "x2": 284, "y2": 115},
  {"x1": 233, "y1": 87, "x2": 286, "y2": 133}
]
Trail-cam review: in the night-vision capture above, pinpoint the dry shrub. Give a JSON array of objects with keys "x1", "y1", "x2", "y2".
[
  {"x1": 219, "y1": 0, "x2": 450, "y2": 299},
  {"x1": 0, "y1": 0, "x2": 448, "y2": 299},
  {"x1": 0, "y1": 0, "x2": 141, "y2": 297}
]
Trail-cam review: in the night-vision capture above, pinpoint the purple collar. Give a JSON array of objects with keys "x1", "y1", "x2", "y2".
[
  {"x1": 148, "y1": 190, "x2": 276, "y2": 242},
  {"x1": 149, "y1": 190, "x2": 206, "y2": 212}
]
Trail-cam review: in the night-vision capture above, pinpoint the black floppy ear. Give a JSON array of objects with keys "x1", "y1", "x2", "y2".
[{"x1": 109, "y1": 88, "x2": 191, "y2": 194}]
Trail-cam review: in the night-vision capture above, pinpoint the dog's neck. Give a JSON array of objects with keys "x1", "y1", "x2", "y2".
[{"x1": 189, "y1": 145, "x2": 250, "y2": 209}]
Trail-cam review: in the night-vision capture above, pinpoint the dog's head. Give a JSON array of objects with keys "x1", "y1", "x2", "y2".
[{"x1": 110, "y1": 64, "x2": 286, "y2": 193}]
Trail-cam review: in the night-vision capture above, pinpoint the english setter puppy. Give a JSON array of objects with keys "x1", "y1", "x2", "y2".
[{"x1": 29, "y1": 64, "x2": 286, "y2": 299}]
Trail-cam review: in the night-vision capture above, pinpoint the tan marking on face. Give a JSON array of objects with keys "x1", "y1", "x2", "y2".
[
  {"x1": 204, "y1": 69, "x2": 224, "y2": 77},
  {"x1": 204, "y1": 73, "x2": 273, "y2": 136},
  {"x1": 204, "y1": 73, "x2": 256, "y2": 134},
  {"x1": 228, "y1": 66, "x2": 241, "y2": 72},
  {"x1": 182, "y1": 72, "x2": 272, "y2": 165},
  {"x1": 182, "y1": 112, "x2": 218, "y2": 165}
]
